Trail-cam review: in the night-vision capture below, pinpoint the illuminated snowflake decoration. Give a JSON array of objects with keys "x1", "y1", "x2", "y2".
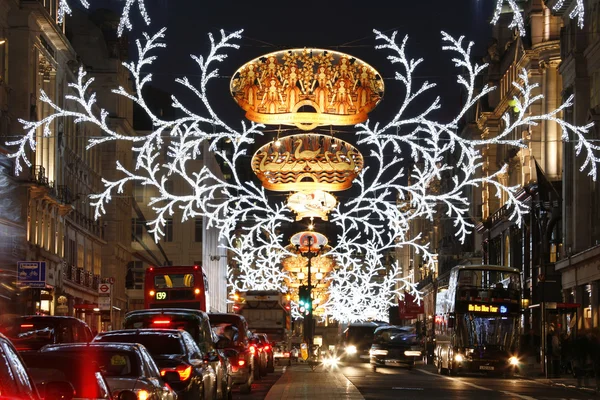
[
  {"x1": 8, "y1": 16, "x2": 597, "y2": 322},
  {"x1": 57, "y1": 0, "x2": 150, "y2": 36},
  {"x1": 492, "y1": 0, "x2": 585, "y2": 35}
]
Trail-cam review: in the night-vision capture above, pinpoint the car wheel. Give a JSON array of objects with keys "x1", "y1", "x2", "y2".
[
  {"x1": 371, "y1": 364, "x2": 377, "y2": 372},
  {"x1": 407, "y1": 362, "x2": 414, "y2": 371}
]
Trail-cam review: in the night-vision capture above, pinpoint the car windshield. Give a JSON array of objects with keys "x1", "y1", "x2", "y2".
[
  {"x1": 42, "y1": 348, "x2": 140, "y2": 377},
  {"x1": 1, "y1": 320, "x2": 60, "y2": 350},
  {"x1": 95, "y1": 331, "x2": 184, "y2": 356},
  {"x1": 124, "y1": 315, "x2": 206, "y2": 344},
  {"x1": 21, "y1": 353, "x2": 110, "y2": 399},
  {"x1": 374, "y1": 328, "x2": 418, "y2": 345}
]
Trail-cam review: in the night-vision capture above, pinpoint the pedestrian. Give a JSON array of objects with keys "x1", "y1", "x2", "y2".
[{"x1": 571, "y1": 331, "x2": 590, "y2": 387}]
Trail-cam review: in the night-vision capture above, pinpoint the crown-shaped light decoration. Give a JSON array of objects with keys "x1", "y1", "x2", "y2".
[
  {"x1": 290, "y1": 230, "x2": 328, "y2": 252},
  {"x1": 287, "y1": 190, "x2": 337, "y2": 221},
  {"x1": 230, "y1": 49, "x2": 384, "y2": 130},
  {"x1": 251, "y1": 134, "x2": 363, "y2": 192}
]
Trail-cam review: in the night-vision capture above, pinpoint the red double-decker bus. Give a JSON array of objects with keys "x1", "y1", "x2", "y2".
[{"x1": 144, "y1": 265, "x2": 210, "y2": 311}]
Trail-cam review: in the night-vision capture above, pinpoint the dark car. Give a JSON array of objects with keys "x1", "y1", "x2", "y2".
[
  {"x1": 38, "y1": 342, "x2": 175, "y2": 400},
  {"x1": 248, "y1": 334, "x2": 268, "y2": 377},
  {"x1": 369, "y1": 325, "x2": 421, "y2": 372},
  {"x1": 209, "y1": 313, "x2": 255, "y2": 394},
  {"x1": 0, "y1": 332, "x2": 42, "y2": 400},
  {"x1": 0, "y1": 316, "x2": 93, "y2": 353},
  {"x1": 94, "y1": 329, "x2": 217, "y2": 400},
  {"x1": 254, "y1": 333, "x2": 274, "y2": 373},
  {"x1": 21, "y1": 352, "x2": 113, "y2": 400},
  {"x1": 123, "y1": 308, "x2": 232, "y2": 400}
]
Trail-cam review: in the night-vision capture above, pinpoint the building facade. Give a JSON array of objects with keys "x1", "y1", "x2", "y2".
[{"x1": 549, "y1": 0, "x2": 600, "y2": 332}]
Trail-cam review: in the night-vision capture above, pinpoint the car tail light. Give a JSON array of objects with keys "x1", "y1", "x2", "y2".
[
  {"x1": 160, "y1": 365, "x2": 192, "y2": 381},
  {"x1": 284, "y1": 352, "x2": 290, "y2": 357},
  {"x1": 152, "y1": 319, "x2": 171, "y2": 325},
  {"x1": 20, "y1": 324, "x2": 34, "y2": 328},
  {"x1": 264, "y1": 345, "x2": 270, "y2": 351},
  {"x1": 137, "y1": 390, "x2": 149, "y2": 400},
  {"x1": 249, "y1": 345, "x2": 256, "y2": 355},
  {"x1": 238, "y1": 360, "x2": 245, "y2": 366}
]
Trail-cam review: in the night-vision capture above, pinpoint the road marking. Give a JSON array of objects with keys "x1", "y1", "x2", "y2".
[
  {"x1": 392, "y1": 387, "x2": 424, "y2": 390},
  {"x1": 416, "y1": 369, "x2": 539, "y2": 399}
]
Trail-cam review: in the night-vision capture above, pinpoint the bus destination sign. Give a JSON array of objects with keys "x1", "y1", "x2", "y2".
[{"x1": 468, "y1": 303, "x2": 508, "y2": 314}]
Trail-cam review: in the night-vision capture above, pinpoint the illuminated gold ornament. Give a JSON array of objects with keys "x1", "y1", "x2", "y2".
[
  {"x1": 251, "y1": 133, "x2": 364, "y2": 192},
  {"x1": 230, "y1": 49, "x2": 384, "y2": 130},
  {"x1": 290, "y1": 230, "x2": 328, "y2": 252},
  {"x1": 287, "y1": 190, "x2": 337, "y2": 221}
]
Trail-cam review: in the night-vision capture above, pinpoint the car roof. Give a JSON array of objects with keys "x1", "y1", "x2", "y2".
[
  {"x1": 125, "y1": 308, "x2": 209, "y2": 319},
  {"x1": 96, "y1": 328, "x2": 185, "y2": 337},
  {"x1": 40, "y1": 342, "x2": 144, "y2": 352},
  {"x1": 16, "y1": 315, "x2": 86, "y2": 322}
]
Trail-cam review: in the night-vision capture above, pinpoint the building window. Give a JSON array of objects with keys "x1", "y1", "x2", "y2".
[
  {"x1": 132, "y1": 218, "x2": 144, "y2": 239},
  {"x1": 164, "y1": 219, "x2": 173, "y2": 242},
  {"x1": 133, "y1": 181, "x2": 144, "y2": 202},
  {"x1": 195, "y1": 219, "x2": 203, "y2": 242}
]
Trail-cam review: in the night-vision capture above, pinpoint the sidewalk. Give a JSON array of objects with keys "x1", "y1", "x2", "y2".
[
  {"x1": 265, "y1": 364, "x2": 364, "y2": 400},
  {"x1": 517, "y1": 361, "x2": 599, "y2": 394}
]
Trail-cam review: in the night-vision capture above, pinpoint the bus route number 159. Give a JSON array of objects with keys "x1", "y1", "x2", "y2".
[{"x1": 156, "y1": 291, "x2": 167, "y2": 300}]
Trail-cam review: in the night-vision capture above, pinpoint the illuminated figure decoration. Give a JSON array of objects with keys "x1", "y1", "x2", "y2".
[
  {"x1": 251, "y1": 134, "x2": 363, "y2": 192},
  {"x1": 231, "y1": 49, "x2": 384, "y2": 130},
  {"x1": 8, "y1": 10, "x2": 599, "y2": 321},
  {"x1": 287, "y1": 190, "x2": 337, "y2": 221}
]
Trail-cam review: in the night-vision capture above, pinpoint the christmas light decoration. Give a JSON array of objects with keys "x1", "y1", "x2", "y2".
[
  {"x1": 8, "y1": 8, "x2": 597, "y2": 322},
  {"x1": 492, "y1": 0, "x2": 585, "y2": 35},
  {"x1": 56, "y1": 0, "x2": 150, "y2": 36}
]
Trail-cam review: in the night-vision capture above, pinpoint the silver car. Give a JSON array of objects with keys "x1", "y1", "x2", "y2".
[{"x1": 39, "y1": 342, "x2": 176, "y2": 400}]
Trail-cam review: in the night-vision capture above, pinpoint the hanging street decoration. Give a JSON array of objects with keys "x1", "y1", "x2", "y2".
[
  {"x1": 7, "y1": 1, "x2": 599, "y2": 322},
  {"x1": 230, "y1": 49, "x2": 384, "y2": 130},
  {"x1": 251, "y1": 133, "x2": 363, "y2": 192},
  {"x1": 287, "y1": 190, "x2": 337, "y2": 221}
]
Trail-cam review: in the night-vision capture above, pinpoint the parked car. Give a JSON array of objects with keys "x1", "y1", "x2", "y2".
[
  {"x1": 369, "y1": 325, "x2": 421, "y2": 372},
  {"x1": 123, "y1": 308, "x2": 232, "y2": 400},
  {"x1": 209, "y1": 313, "x2": 255, "y2": 394},
  {"x1": 249, "y1": 334, "x2": 268, "y2": 376},
  {"x1": 94, "y1": 329, "x2": 217, "y2": 400},
  {"x1": 254, "y1": 333, "x2": 275, "y2": 373},
  {"x1": 38, "y1": 342, "x2": 176, "y2": 400},
  {"x1": 0, "y1": 316, "x2": 93, "y2": 353}
]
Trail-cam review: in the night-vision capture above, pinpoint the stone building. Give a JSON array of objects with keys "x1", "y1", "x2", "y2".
[{"x1": 548, "y1": 0, "x2": 600, "y2": 332}]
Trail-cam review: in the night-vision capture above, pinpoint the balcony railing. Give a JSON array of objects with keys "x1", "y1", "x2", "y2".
[{"x1": 62, "y1": 264, "x2": 100, "y2": 290}]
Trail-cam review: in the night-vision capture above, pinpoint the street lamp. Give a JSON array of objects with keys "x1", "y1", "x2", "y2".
[{"x1": 296, "y1": 234, "x2": 321, "y2": 347}]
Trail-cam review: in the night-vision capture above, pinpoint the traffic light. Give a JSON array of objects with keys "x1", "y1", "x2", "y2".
[{"x1": 298, "y1": 285, "x2": 311, "y2": 315}]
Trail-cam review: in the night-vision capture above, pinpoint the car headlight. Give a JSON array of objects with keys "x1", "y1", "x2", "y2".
[
  {"x1": 345, "y1": 345, "x2": 357, "y2": 354},
  {"x1": 509, "y1": 356, "x2": 519, "y2": 366},
  {"x1": 454, "y1": 354, "x2": 463, "y2": 362},
  {"x1": 404, "y1": 350, "x2": 421, "y2": 357},
  {"x1": 370, "y1": 349, "x2": 388, "y2": 356}
]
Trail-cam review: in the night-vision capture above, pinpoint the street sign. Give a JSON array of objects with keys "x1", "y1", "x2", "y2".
[
  {"x1": 98, "y1": 296, "x2": 111, "y2": 311},
  {"x1": 98, "y1": 283, "x2": 111, "y2": 295},
  {"x1": 17, "y1": 261, "x2": 46, "y2": 288},
  {"x1": 108, "y1": 277, "x2": 115, "y2": 285}
]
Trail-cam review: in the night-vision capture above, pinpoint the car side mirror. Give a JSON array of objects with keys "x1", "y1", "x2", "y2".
[
  {"x1": 44, "y1": 381, "x2": 75, "y2": 400},
  {"x1": 207, "y1": 350, "x2": 219, "y2": 362},
  {"x1": 118, "y1": 390, "x2": 138, "y2": 400},
  {"x1": 162, "y1": 371, "x2": 180, "y2": 384}
]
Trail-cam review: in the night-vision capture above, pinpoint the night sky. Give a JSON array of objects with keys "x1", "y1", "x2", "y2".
[{"x1": 85, "y1": 0, "x2": 496, "y2": 242}]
